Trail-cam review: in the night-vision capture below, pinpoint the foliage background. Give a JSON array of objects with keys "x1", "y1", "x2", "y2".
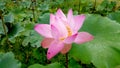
[{"x1": 0, "y1": 0, "x2": 120, "y2": 68}]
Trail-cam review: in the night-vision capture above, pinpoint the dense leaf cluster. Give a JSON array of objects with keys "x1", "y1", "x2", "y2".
[{"x1": 0, "y1": 0, "x2": 120, "y2": 68}]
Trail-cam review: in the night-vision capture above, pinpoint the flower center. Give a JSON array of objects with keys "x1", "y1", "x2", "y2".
[
  {"x1": 60, "y1": 37, "x2": 65, "y2": 41},
  {"x1": 60, "y1": 26, "x2": 72, "y2": 41},
  {"x1": 66, "y1": 26, "x2": 72, "y2": 36}
]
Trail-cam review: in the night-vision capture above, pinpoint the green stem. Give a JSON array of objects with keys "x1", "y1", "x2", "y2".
[
  {"x1": 92, "y1": 0, "x2": 96, "y2": 13},
  {"x1": 31, "y1": 0, "x2": 36, "y2": 22},
  {"x1": 65, "y1": 53, "x2": 68, "y2": 68},
  {"x1": 94, "y1": 0, "x2": 96, "y2": 9},
  {"x1": 32, "y1": 7, "x2": 35, "y2": 22},
  {"x1": 1, "y1": 15, "x2": 11, "y2": 47},
  {"x1": 1, "y1": 16, "x2": 7, "y2": 36},
  {"x1": 78, "y1": 0, "x2": 81, "y2": 14}
]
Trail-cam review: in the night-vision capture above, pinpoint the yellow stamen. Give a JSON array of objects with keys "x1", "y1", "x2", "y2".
[
  {"x1": 60, "y1": 37, "x2": 65, "y2": 41},
  {"x1": 59, "y1": 25, "x2": 72, "y2": 41},
  {"x1": 66, "y1": 26, "x2": 72, "y2": 36}
]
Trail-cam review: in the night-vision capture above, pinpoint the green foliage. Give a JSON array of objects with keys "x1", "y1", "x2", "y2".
[
  {"x1": 0, "y1": 0, "x2": 120, "y2": 68},
  {"x1": 37, "y1": 13, "x2": 50, "y2": 24},
  {"x1": 107, "y1": 11, "x2": 120, "y2": 23},
  {"x1": 8, "y1": 23, "x2": 24, "y2": 43},
  {"x1": 28, "y1": 62, "x2": 63, "y2": 68},
  {"x1": 0, "y1": 52, "x2": 21, "y2": 68},
  {"x1": 4, "y1": 13, "x2": 14, "y2": 23},
  {"x1": 22, "y1": 30, "x2": 43, "y2": 47},
  {"x1": 70, "y1": 14, "x2": 120, "y2": 68},
  {"x1": 96, "y1": 0, "x2": 116, "y2": 15},
  {"x1": 69, "y1": 58, "x2": 82, "y2": 68}
]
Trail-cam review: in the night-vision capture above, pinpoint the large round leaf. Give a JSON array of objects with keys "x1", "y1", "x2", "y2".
[
  {"x1": 0, "y1": 52, "x2": 21, "y2": 68},
  {"x1": 28, "y1": 62, "x2": 63, "y2": 68},
  {"x1": 69, "y1": 14, "x2": 120, "y2": 68},
  {"x1": 107, "y1": 11, "x2": 120, "y2": 24}
]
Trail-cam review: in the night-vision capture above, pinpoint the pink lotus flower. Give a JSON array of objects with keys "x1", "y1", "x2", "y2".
[{"x1": 34, "y1": 9, "x2": 94, "y2": 60}]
